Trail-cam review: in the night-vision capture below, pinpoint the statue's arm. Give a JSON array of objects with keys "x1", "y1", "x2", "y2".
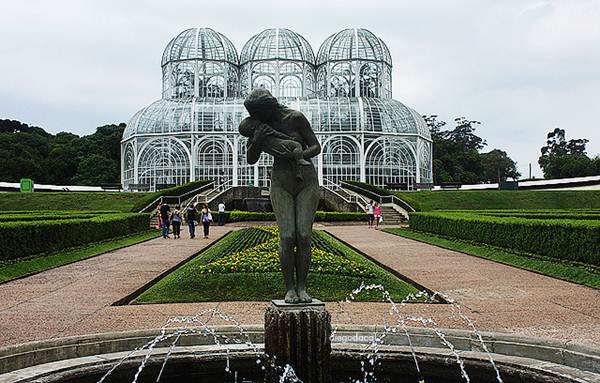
[
  {"x1": 246, "y1": 125, "x2": 266, "y2": 165},
  {"x1": 295, "y1": 112, "x2": 321, "y2": 159}
]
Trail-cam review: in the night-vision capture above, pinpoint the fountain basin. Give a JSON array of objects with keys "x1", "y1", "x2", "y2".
[{"x1": 1, "y1": 326, "x2": 599, "y2": 383}]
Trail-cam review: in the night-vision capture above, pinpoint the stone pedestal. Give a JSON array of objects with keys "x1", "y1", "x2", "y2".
[{"x1": 264, "y1": 300, "x2": 331, "y2": 383}]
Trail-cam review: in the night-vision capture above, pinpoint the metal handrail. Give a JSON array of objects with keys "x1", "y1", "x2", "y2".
[
  {"x1": 339, "y1": 181, "x2": 416, "y2": 213},
  {"x1": 181, "y1": 179, "x2": 234, "y2": 212},
  {"x1": 321, "y1": 179, "x2": 359, "y2": 205},
  {"x1": 138, "y1": 181, "x2": 215, "y2": 213}
]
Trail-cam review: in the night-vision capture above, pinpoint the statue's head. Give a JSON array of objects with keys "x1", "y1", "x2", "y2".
[{"x1": 244, "y1": 88, "x2": 280, "y2": 123}]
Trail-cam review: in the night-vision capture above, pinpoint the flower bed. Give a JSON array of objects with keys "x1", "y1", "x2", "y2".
[{"x1": 133, "y1": 226, "x2": 422, "y2": 303}]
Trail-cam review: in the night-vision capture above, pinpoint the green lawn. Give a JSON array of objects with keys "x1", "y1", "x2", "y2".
[
  {"x1": 0, "y1": 230, "x2": 160, "y2": 283},
  {"x1": 0, "y1": 192, "x2": 152, "y2": 212},
  {"x1": 394, "y1": 190, "x2": 600, "y2": 211},
  {"x1": 133, "y1": 227, "x2": 423, "y2": 303},
  {"x1": 384, "y1": 228, "x2": 600, "y2": 289}
]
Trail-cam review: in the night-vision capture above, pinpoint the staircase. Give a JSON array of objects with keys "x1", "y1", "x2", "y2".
[
  {"x1": 379, "y1": 204, "x2": 406, "y2": 225},
  {"x1": 339, "y1": 181, "x2": 414, "y2": 223}
]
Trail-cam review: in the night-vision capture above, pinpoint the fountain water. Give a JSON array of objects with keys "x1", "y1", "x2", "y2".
[{"x1": 1, "y1": 285, "x2": 597, "y2": 383}]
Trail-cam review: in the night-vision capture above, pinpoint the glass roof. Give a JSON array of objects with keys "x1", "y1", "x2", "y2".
[
  {"x1": 124, "y1": 97, "x2": 429, "y2": 139},
  {"x1": 161, "y1": 28, "x2": 239, "y2": 66},
  {"x1": 317, "y1": 28, "x2": 392, "y2": 66},
  {"x1": 240, "y1": 28, "x2": 315, "y2": 65}
]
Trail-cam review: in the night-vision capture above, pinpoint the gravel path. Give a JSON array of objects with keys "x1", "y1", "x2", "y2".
[{"x1": 0, "y1": 224, "x2": 597, "y2": 348}]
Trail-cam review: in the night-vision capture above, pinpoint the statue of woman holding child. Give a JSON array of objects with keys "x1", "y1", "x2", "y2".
[{"x1": 239, "y1": 88, "x2": 321, "y2": 304}]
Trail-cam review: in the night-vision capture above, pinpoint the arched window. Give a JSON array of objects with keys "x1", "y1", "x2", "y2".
[
  {"x1": 195, "y1": 137, "x2": 233, "y2": 183},
  {"x1": 419, "y1": 141, "x2": 432, "y2": 183},
  {"x1": 171, "y1": 62, "x2": 195, "y2": 98},
  {"x1": 204, "y1": 76, "x2": 225, "y2": 97},
  {"x1": 237, "y1": 137, "x2": 254, "y2": 186},
  {"x1": 279, "y1": 75, "x2": 302, "y2": 97},
  {"x1": 359, "y1": 63, "x2": 380, "y2": 97},
  {"x1": 253, "y1": 75, "x2": 276, "y2": 94},
  {"x1": 322, "y1": 135, "x2": 361, "y2": 186},
  {"x1": 366, "y1": 137, "x2": 416, "y2": 190},
  {"x1": 138, "y1": 138, "x2": 190, "y2": 190},
  {"x1": 329, "y1": 63, "x2": 354, "y2": 97},
  {"x1": 122, "y1": 143, "x2": 135, "y2": 188}
]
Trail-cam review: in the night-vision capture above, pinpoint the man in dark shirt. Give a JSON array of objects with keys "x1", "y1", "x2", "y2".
[
  {"x1": 185, "y1": 204, "x2": 198, "y2": 239},
  {"x1": 159, "y1": 203, "x2": 171, "y2": 238}
]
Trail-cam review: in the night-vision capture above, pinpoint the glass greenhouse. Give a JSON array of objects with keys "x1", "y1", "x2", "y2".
[{"x1": 121, "y1": 27, "x2": 432, "y2": 191}]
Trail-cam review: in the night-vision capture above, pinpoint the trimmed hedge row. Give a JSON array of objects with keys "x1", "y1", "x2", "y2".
[
  {"x1": 222, "y1": 210, "x2": 367, "y2": 222},
  {"x1": 130, "y1": 180, "x2": 211, "y2": 213},
  {"x1": 0, "y1": 210, "x2": 120, "y2": 215},
  {"x1": 0, "y1": 213, "x2": 150, "y2": 261},
  {"x1": 409, "y1": 211, "x2": 600, "y2": 266}
]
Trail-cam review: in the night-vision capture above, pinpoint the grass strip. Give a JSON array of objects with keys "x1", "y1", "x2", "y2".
[
  {"x1": 0, "y1": 230, "x2": 160, "y2": 284},
  {"x1": 384, "y1": 228, "x2": 600, "y2": 289}
]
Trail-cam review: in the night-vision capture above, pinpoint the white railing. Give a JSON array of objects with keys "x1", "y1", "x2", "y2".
[
  {"x1": 339, "y1": 181, "x2": 416, "y2": 213},
  {"x1": 321, "y1": 179, "x2": 364, "y2": 210},
  {"x1": 181, "y1": 179, "x2": 234, "y2": 212},
  {"x1": 138, "y1": 181, "x2": 215, "y2": 213}
]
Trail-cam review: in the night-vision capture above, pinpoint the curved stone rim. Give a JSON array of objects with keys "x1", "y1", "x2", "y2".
[{"x1": 1, "y1": 326, "x2": 599, "y2": 382}]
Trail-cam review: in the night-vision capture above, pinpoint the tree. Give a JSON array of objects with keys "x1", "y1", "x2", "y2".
[
  {"x1": 424, "y1": 115, "x2": 486, "y2": 184},
  {"x1": 72, "y1": 154, "x2": 120, "y2": 185},
  {"x1": 480, "y1": 149, "x2": 520, "y2": 182},
  {"x1": 538, "y1": 128, "x2": 596, "y2": 178}
]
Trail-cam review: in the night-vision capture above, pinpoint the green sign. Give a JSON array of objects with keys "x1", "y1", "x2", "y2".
[{"x1": 20, "y1": 178, "x2": 34, "y2": 193}]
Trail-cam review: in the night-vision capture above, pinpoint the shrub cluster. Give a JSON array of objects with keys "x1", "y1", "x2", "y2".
[
  {"x1": 0, "y1": 213, "x2": 150, "y2": 261},
  {"x1": 130, "y1": 180, "x2": 211, "y2": 213},
  {"x1": 409, "y1": 211, "x2": 600, "y2": 266}
]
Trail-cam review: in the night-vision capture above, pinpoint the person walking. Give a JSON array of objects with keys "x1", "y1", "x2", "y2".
[
  {"x1": 185, "y1": 203, "x2": 198, "y2": 239},
  {"x1": 156, "y1": 203, "x2": 163, "y2": 230},
  {"x1": 159, "y1": 202, "x2": 171, "y2": 238},
  {"x1": 200, "y1": 203, "x2": 212, "y2": 239},
  {"x1": 217, "y1": 200, "x2": 226, "y2": 226},
  {"x1": 171, "y1": 205, "x2": 182, "y2": 239},
  {"x1": 365, "y1": 200, "x2": 374, "y2": 228},
  {"x1": 374, "y1": 202, "x2": 382, "y2": 230}
]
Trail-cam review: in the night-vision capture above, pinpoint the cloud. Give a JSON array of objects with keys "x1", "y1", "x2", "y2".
[{"x1": 1, "y1": 0, "x2": 599, "y2": 178}]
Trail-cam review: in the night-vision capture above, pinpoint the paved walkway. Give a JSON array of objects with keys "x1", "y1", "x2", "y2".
[{"x1": 0, "y1": 225, "x2": 598, "y2": 348}]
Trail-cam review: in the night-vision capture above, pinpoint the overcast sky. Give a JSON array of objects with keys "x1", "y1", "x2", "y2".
[{"x1": 1, "y1": 0, "x2": 599, "y2": 178}]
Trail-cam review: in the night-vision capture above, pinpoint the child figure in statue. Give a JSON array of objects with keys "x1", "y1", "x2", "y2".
[{"x1": 239, "y1": 117, "x2": 311, "y2": 180}]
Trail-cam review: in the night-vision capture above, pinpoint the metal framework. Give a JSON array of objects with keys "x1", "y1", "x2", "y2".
[{"x1": 122, "y1": 28, "x2": 432, "y2": 191}]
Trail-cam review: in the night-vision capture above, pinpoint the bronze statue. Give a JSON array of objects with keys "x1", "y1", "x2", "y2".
[{"x1": 240, "y1": 88, "x2": 321, "y2": 303}]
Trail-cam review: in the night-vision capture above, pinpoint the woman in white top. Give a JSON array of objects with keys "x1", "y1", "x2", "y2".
[
  {"x1": 200, "y1": 203, "x2": 212, "y2": 239},
  {"x1": 366, "y1": 200, "x2": 374, "y2": 228}
]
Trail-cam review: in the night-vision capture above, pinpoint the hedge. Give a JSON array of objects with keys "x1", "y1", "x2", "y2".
[
  {"x1": 0, "y1": 211, "x2": 120, "y2": 222},
  {"x1": 0, "y1": 213, "x2": 150, "y2": 262},
  {"x1": 221, "y1": 210, "x2": 367, "y2": 222},
  {"x1": 130, "y1": 180, "x2": 211, "y2": 213},
  {"x1": 409, "y1": 211, "x2": 600, "y2": 266}
]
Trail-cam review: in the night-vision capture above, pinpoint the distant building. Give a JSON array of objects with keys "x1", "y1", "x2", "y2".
[{"x1": 121, "y1": 28, "x2": 432, "y2": 191}]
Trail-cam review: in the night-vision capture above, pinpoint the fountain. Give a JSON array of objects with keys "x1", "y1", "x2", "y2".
[
  {"x1": 1, "y1": 91, "x2": 599, "y2": 383},
  {"x1": 1, "y1": 286, "x2": 599, "y2": 383}
]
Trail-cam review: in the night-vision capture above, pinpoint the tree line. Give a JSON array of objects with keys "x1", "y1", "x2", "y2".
[
  {"x1": 2, "y1": 117, "x2": 598, "y2": 187},
  {"x1": 0, "y1": 119, "x2": 123, "y2": 185},
  {"x1": 424, "y1": 115, "x2": 600, "y2": 184}
]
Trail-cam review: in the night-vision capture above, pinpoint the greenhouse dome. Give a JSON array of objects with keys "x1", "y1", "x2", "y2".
[
  {"x1": 161, "y1": 27, "x2": 239, "y2": 99},
  {"x1": 121, "y1": 27, "x2": 432, "y2": 191},
  {"x1": 240, "y1": 28, "x2": 316, "y2": 98}
]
